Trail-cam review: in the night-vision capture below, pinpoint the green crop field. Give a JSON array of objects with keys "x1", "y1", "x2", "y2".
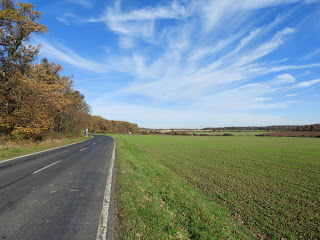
[{"x1": 112, "y1": 134, "x2": 320, "y2": 239}]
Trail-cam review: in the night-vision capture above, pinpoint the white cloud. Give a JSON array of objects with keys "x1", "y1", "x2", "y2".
[
  {"x1": 105, "y1": 17, "x2": 155, "y2": 39},
  {"x1": 106, "y1": 3, "x2": 190, "y2": 22},
  {"x1": 234, "y1": 28, "x2": 295, "y2": 67},
  {"x1": 270, "y1": 74, "x2": 296, "y2": 85},
  {"x1": 223, "y1": 29, "x2": 262, "y2": 59},
  {"x1": 88, "y1": 1, "x2": 192, "y2": 40},
  {"x1": 188, "y1": 35, "x2": 240, "y2": 63},
  {"x1": 201, "y1": 0, "x2": 302, "y2": 31},
  {"x1": 56, "y1": 17, "x2": 69, "y2": 25},
  {"x1": 68, "y1": 0, "x2": 92, "y2": 8},
  {"x1": 34, "y1": 38, "x2": 105, "y2": 73},
  {"x1": 255, "y1": 63, "x2": 320, "y2": 73},
  {"x1": 56, "y1": 13, "x2": 86, "y2": 25},
  {"x1": 300, "y1": 48, "x2": 320, "y2": 61},
  {"x1": 114, "y1": 0, "x2": 121, "y2": 11},
  {"x1": 195, "y1": 82, "x2": 289, "y2": 111},
  {"x1": 113, "y1": 26, "x2": 298, "y2": 105},
  {"x1": 118, "y1": 36, "x2": 135, "y2": 49},
  {"x1": 295, "y1": 79, "x2": 320, "y2": 87}
]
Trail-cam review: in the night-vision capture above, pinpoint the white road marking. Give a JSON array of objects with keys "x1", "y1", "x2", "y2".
[
  {"x1": 32, "y1": 160, "x2": 61, "y2": 175},
  {"x1": 96, "y1": 140, "x2": 116, "y2": 240},
  {"x1": 79, "y1": 148, "x2": 86, "y2": 152}
]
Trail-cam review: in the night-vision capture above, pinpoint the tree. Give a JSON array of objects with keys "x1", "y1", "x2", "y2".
[
  {"x1": 0, "y1": 1, "x2": 47, "y2": 77},
  {"x1": 0, "y1": 1, "x2": 48, "y2": 137},
  {"x1": 1, "y1": 1, "x2": 137, "y2": 140}
]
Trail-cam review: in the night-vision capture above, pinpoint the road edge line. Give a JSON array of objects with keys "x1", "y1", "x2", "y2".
[
  {"x1": 96, "y1": 137, "x2": 116, "y2": 240},
  {"x1": 0, "y1": 137, "x2": 91, "y2": 165}
]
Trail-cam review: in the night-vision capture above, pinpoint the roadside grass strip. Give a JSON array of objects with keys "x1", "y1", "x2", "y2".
[
  {"x1": 0, "y1": 137, "x2": 89, "y2": 162},
  {"x1": 112, "y1": 134, "x2": 320, "y2": 239}
]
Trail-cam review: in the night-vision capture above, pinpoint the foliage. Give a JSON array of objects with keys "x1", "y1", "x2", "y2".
[
  {"x1": 113, "y1": 134, "x2": 320, "y2": 239},
  {"x1": 88, "y1": 115, "x2": 138, "y2": 134},
  {"x1": 0, "y1": 1, "x2": 137, "y2": 140},
  {"x1": 0, "y1": 1, "x2": 47, "y2": 78},
  {"x1": 204, "y1": 124, "x2": 320, "y2": 132}
]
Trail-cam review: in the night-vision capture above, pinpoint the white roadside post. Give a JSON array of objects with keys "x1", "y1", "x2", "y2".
[{"x1": 85, "y1": 128, "x2": 89, "y2": 137}]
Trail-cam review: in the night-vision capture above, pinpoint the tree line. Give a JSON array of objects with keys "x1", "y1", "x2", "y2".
[
  {"x1": 0, "y1": 1, "x2": 137, "y2": 140},
  {"x1": 203, "y1": 124, "x2": 320, "y2": 132},
  {"x1": 88, "y1": 115, "x2": 138, "y2": 134}
]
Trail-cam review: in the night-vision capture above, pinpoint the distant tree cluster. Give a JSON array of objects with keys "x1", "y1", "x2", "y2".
[
  {"x1": 0, "y1": 1, "x2": 137, "y2": 140},
  {"x1": 203, "y1": 124, "x2": 320, "y2": 132},
  {"x1": 88, "y1": 115, "x2": 138, "y2": 134}
]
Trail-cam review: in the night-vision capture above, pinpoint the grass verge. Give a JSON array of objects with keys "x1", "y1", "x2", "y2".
[{"x1": 0, "y1": 136, "x2": 90, "y2": 162}]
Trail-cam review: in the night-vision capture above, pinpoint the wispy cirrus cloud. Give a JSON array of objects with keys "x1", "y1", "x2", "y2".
[
  {"x1": 56, "y1": 12, "x2": 87, "y2": 25},
  {"x1": 68, "y1": 0, "x2": 93, "y2": 8},
  {"x1": 270, "y1": 74, "x2": 296, "y2": 85},
  {"x1": 200, "y1": 0, "x2": 303, "y2": 31},
  {"x1": 300, "y1": 48, "x2": 320, "y2": 61},
  {"x1": 34, "y1": 38, "x2": 105, "y2": 73},
  {"x1": 87, "y1": 0, "x2": 192, "y2": 41},
  {"x1": 56, "y1": 17, "x2": 70, "y2": 25},
  {"x1": 195, "y1": 74, "x2": 300, "y2": 111},
  {"x1": 232, "y1": 28, "x2": 295, "y2": 68},
  {"x1": 295, "y1": 79, "x2": 320, "y2": 87},
  {"x1": 106, "y1": 25, "x2": 313, "y2": 106}
]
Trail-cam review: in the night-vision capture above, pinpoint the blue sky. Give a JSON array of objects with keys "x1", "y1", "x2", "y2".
[{"x1": 26, "y1": 0, "x2": 320, "y2": 128}]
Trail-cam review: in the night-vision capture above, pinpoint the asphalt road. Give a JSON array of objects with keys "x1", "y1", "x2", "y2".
[{"x1": 0, "y1": 135, "x2": 115, "y2": 240}]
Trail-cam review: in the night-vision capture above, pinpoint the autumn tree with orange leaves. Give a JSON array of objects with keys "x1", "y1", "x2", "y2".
[
  {"x1": 0, "y1": 1, "x2": 90, "y2": 140},
  {"x1": 88, "y1": 115, "x2": 138, "y2": 134},
  {"x1": 0, "y1": 1, "x2": 137, "y2": 140},
  {"x1": 0, "y1": 0, "x2": 137, "y2": 140}
]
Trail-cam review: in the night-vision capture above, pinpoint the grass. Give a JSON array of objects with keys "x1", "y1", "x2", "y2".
[
  {"x1": 0, "y1": 136, "x2": 90, "y2": 162},
  {"x1": 112, "y1": 134, "x2": 320, "y2": 239}
]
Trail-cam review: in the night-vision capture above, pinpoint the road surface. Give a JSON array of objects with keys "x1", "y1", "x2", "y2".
[{"x1": 0, "y1": 135, "x2": 115, "y2": 240}]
